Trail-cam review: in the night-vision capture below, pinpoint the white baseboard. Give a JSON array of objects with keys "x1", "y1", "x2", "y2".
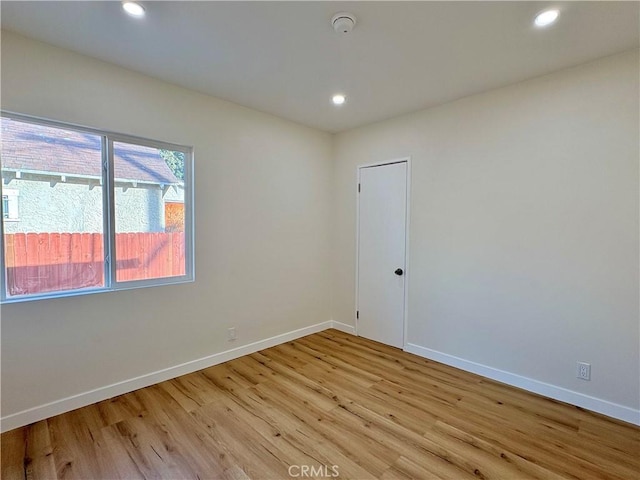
[
  {"x1": 330, "y1": 320, "x2": 356, "y2": 334},
  {"x1": 404, "y1": 343, "x2": 640, "y2": 426},
  {"x1": 5, "y1": 324, "x2": 637, "y2": 432},
  {"x1": 0, "y1": 321, "x2": 333, "y2": 433}
]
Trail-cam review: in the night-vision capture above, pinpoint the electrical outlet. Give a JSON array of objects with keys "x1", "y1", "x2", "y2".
[
  {"x1": 576, "y1": 362, "x2": 591, "y2": 381},
  {"x1": 227, "y1": 327, "x2": 237, "y2": 341}
]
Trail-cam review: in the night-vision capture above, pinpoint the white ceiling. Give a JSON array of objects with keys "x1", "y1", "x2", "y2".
[{"x1": 1, "y1": 1, "x2": 638, "y2": 133}]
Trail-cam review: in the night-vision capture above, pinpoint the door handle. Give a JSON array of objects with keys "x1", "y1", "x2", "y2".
[{"x1": 394, "y1": 268, "x2": 404, "y2": 276}]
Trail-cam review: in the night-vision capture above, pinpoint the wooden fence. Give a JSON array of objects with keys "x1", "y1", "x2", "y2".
[{"x1": 3, "y1": 232, "x2": 185, "y2": 296}]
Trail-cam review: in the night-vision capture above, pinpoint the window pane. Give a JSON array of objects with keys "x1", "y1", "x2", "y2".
[
  {"x1": 113, "y1": 141, "x2": 186, "y2": 282},
  {"x1": 1, "y1": 117, "x2": 104, "y2": 297}
]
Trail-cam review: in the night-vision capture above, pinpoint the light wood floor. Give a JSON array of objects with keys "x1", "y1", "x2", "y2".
[{"x1": 2, "y1": 329, "x2": 639, "y2": 480}]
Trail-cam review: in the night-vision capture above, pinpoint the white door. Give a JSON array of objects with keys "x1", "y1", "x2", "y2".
[{"x1": 357, "y1": 161, "x2": 408, "y2": 348}]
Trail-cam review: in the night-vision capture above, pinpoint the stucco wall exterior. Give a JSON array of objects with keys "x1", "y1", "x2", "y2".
[{"x1": 1, "y1": 174, "x2": 183, "y2": 234}]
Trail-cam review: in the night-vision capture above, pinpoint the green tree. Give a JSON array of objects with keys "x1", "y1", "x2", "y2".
[{"x1": 160, "y1": 149, "x2": 185, "y2": 181}]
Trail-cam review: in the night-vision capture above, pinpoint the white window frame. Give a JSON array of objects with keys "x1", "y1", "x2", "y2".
[{"x1": 0, "y1": 111, "x2": 195, "y2": 304}]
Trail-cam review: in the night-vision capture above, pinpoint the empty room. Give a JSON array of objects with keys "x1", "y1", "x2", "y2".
[{"x1": 1, "y1": 1, "x2": 638, "y2": 479}]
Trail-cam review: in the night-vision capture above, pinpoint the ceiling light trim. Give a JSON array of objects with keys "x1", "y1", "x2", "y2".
[
  {"x1": 534, "y1": 9, "x2": 560, "y2": 28},
  {"x1": 332, "y1": 94, "x2": 347, "y2": 106},
  {"x1": 122, "y1": 1, "x2": 145, "y2": 18}
]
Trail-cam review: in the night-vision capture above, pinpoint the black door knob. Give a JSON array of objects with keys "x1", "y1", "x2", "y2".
[{"x1": 395, "y1": 268, "x2": 404, "y2": 276}]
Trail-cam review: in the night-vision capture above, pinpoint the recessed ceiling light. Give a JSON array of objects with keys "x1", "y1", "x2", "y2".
[
  {"x1": 332, "y1": 94, "x2": 346, "y2": 106},
  {"x1": 534, "y1": 9, "x2": 559, "y2": 28},
  {"x1": 122, "y1": 1, "x2": 145, "y2": 17}
]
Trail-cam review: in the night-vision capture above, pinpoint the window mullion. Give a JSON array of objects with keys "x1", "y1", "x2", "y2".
[
  {"x1": 0, "y1": 165, "x2": 6, "y2": 302},
  {"x1": 104, "y1": 137, "x2": 117, "y2": 288}
]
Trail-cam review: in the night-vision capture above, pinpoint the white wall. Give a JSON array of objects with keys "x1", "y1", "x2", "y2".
[
  {"x1": 333, "y1": 50, "x2": 639, "y2": 419},
  {"x1": 0, "y1": 31, "x2": 333, "y2": 421}
]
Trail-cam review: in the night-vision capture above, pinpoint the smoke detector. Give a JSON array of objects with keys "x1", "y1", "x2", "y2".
[{"x1": 331, "y1": 12, "x2": 356, "y2": 34}]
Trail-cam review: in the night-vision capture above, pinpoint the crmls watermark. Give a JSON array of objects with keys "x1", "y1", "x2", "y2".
[{"x1": 288, "y1": 465, "x2": 340, "y2": 478}]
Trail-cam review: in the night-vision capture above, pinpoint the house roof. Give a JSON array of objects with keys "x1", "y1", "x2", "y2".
[{"x1": 1, "y1": 118, "x2": 181, "y2": 185}]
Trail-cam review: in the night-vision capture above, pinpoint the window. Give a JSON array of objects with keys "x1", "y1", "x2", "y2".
[
  {"x1": 112, "y1": 141, "x2": 187, "y2": 282},
  {"x1": 2, "y1": 189, "x2": 19, "y2": 220},
  {"x1": 0, "y1": 113, "x2": 194, "y2": 302}
]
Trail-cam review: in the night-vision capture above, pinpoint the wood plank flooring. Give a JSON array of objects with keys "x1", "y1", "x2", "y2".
[{"x1": 2, "y1": 329, "x2": 639, "y2": 479}]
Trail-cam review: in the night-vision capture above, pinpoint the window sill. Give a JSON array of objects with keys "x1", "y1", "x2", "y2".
[{"x1": 0, "y1": 276, "x2": 194, "y2": 305}]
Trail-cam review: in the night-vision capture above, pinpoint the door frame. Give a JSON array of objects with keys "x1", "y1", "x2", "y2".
[{"x1": 355, "y1": 157, "x2": 411, "y2": 349}]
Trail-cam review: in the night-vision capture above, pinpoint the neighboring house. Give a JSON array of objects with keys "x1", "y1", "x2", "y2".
[{"x1": 1, "y1": 119, "x2": 184, "y2": 234}]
